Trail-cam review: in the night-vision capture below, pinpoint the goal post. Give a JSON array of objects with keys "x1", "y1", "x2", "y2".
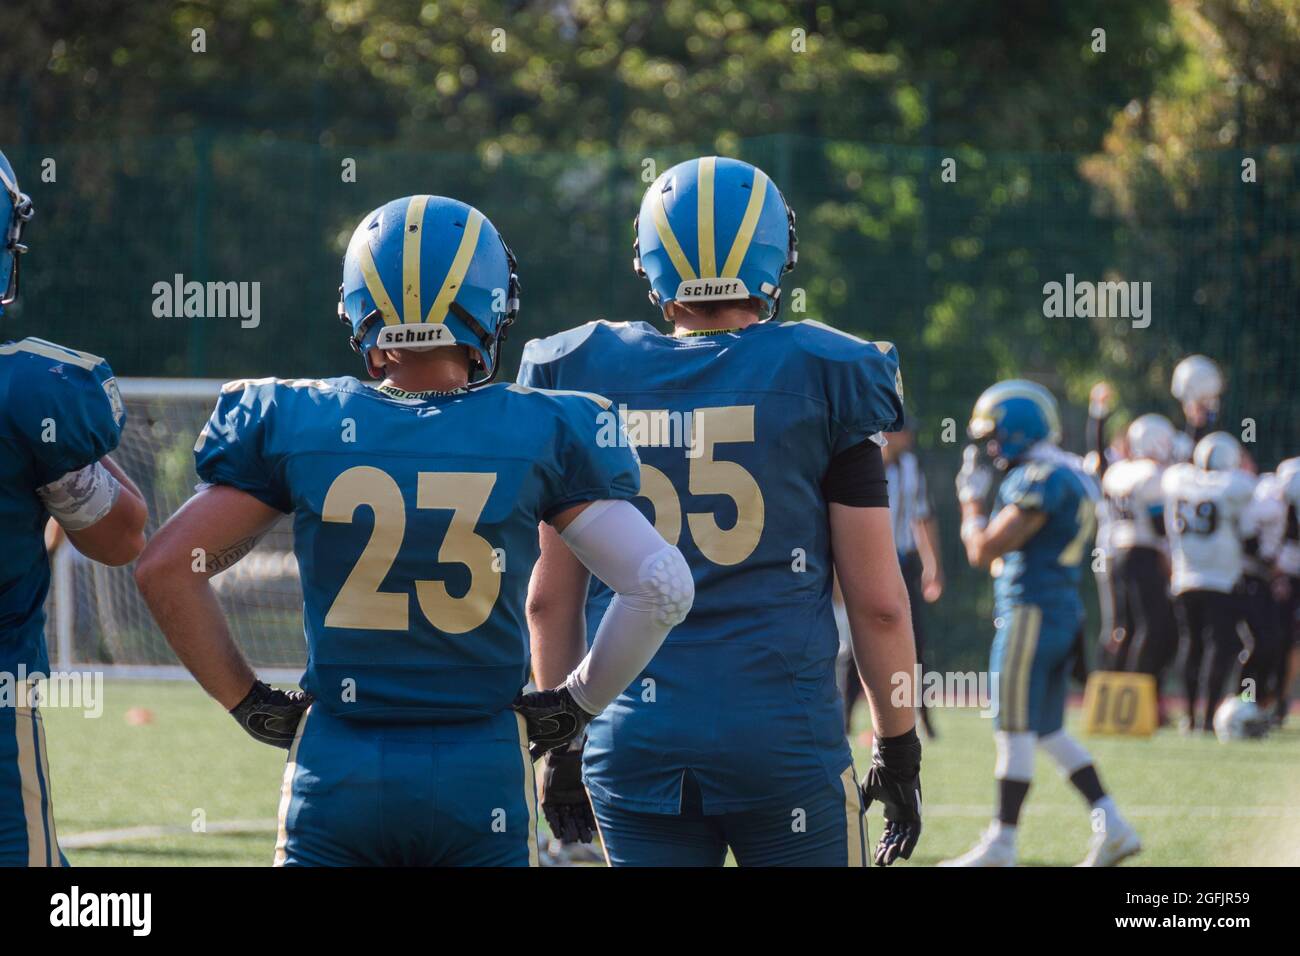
[{"x1": 46, "y1": 377, "x2": 305, "y2": 682}]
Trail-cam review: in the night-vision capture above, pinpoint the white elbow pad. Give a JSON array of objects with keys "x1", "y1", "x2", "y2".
[
  {"x1": 558, "y1": 500, "x2": 694, "y2": 715},
  {"x1": 639, "y1": 544, "x2": 694, "y2": 628},
  {"x1": 36, "y1": 461, "x2": 120, "y2": 531},
  {"x1": 561, "y1": 500, "x2": 694, "y2": 624}
]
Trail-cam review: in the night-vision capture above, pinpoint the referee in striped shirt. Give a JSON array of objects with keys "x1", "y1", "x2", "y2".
[{"x1": 839, "y1": 426, "x2": 944, "y2": 739}]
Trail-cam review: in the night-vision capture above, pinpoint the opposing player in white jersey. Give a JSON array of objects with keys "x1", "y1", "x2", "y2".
[
  {"x1": 1238, "y1": 472, "x2": 1287, "y2": 721},
  {"x1": 1100, "y1": 415, "x2": 1178, "y2": 715},
  {"x1": 1162, "y1": 432, "x2": 1257, "y2": 731}
]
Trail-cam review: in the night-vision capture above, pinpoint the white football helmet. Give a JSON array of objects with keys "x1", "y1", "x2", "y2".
[
  {"x1": 1213, "y1": 696, "x2": 1268, "y2": 742},
  {"x1": 1126, "y1": 413, "x2": 1176, "y2": 463},
  {"x1": 1193, "y1": 431, "x2": 1241, "y2": 472},
  {"x1": 1171, "y1": 355, "x2": 1223, "y2": 406}
]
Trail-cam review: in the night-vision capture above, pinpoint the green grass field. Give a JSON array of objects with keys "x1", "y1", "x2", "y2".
[{"x1": 42, "y1": 680, "x2": 1300, "y2": 866}]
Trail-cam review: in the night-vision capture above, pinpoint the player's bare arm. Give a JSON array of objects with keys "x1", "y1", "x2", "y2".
[
  {"x1": 526, "y1": 512, "x2": 592, "y2": 691},
  {"x1": 830, "y1": 503, "x2": 924, "y2": 865},
  {"x1": 830, "y1": 504, "x2": 917, "y2": 738},
  {"x1": 960, "y1": 501, "x2": 1048, "y2": 570},
  {"x1": 915, "y1": 514, "x2": 945, "y2": 602},
  {"x1": 134, "y1": 484, "x2": 281, "y2": 709},
  {"x1": 53, "y1": 455, "x2": 148, "y2": 567}
]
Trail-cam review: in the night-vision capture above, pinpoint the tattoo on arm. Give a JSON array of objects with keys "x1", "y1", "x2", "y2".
[{"x1": 205, "y1": 535, "x2": 262, "y2": 574}]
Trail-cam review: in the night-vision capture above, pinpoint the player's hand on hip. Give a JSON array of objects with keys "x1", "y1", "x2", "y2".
[
  {"x1": 538, "y1": 738, "x2": 596, "y2": 844},
  {"x1": 861, "y1": 727, "x2": 923, "y2": 866},
  {"x1": 229, "y1": 680, "x2": 312, "y2": 749},
  {"x1": 512, "y1": 685, "x2": 594, "y2": 761}
]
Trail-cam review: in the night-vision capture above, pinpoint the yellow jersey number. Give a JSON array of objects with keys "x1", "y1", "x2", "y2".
[
  {"x1": 320, "y1": 466, "x2": 500, "y2": 634},
  {"x1": 633, "y1": 405, "x2": 765, "y2": 566}
]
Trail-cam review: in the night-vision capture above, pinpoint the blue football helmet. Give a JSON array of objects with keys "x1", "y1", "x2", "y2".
[
  {"x1": 0, "y1": 149, "x2": 34, "y2": 313},
  {"x1": 338, "y1": 195, "x2": 520, "y2": 383},
  {"x1": 968, "y1": 379, "x2": 1062, "y2": 464},
  {"x1": 633, "y1": 156, "x2": 797, "y2": 318}
]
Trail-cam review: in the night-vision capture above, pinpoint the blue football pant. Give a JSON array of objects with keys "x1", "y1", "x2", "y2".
[
  {"x1": 0, "y1": 704, "x2": 65, "y2": 867},
  {"x1": 274, "y1": 707, "x2": 538, "y2": 867},
  {"x1": 589, "y1": 767, "x2": 866, "y2": 867},
  {"x1": 990, "y1": 603, "x2": 1079, "y2": 735}
]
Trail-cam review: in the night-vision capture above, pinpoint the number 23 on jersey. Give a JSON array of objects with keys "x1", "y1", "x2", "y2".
[{"x1": 321, "y1": 466, "x2": 501, "y2": 634}]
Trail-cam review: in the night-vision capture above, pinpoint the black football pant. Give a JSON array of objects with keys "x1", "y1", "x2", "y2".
[
  {"x1": 1240, "y1": 574, "x2": 1285, "y2": 705},
  {"x1": 1110, "y1": 546, "x2": 1177, "y2": 680},
  {"x1": 1174, "y1": 589, "x2": 1243, "y2": 731}
]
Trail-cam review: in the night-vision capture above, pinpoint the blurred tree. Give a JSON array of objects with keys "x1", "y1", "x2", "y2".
[{"x1": 1082, "y1": 0, "x2": 1300, "y2": 462}]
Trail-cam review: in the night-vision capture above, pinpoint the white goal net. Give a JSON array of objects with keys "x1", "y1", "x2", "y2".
[{"x1": 45, "y1": 378, "x2": 305, "y2": 680}]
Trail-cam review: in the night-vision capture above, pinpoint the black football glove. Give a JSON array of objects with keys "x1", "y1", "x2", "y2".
[
  {"x1": 861, "y1": 727, "x2": 923, "y2": 866},
  {"x1": 229, "y1": 680, "x2": 313, "y2": 749},
  {"x1": 539, "y1": 738, "x2": 596, "y2": 844},
  {"x1": 512, "y1": 685, "x2": 594, "y2": 761}
]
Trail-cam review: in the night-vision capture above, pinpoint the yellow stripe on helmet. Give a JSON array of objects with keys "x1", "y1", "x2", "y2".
[
  {"x1": 697, "y1": 156, "x2": 717, "y2": 278},
  {"x1": 402, "y1": 195, "x2": 431, "y2": 325},
  {"x1": 721, "y1": 168, "x2": 769, "y2": 279},
  {"x1": 425, "y1": 208, "x2": 485, "y2": 325},
  {"x1": 357, "y1": 240, "x2": 400, "y2": 326},
  {"x1": 651, "y1": 180, "x2": 696, "y2": 282}
]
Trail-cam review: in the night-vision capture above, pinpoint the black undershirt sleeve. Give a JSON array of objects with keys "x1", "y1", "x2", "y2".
[{"x1": 823, "y1": 437, "x2": 889, "y2": 507}]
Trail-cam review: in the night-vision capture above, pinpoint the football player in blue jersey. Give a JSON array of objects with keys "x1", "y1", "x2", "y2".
[
  {"x1": 134, "y1": 195, "x2": 692, "y2": 866},
  {"x1": 942, "y1": 381, "x2": 1140, "y2": 867},
  {"x1": 519, "y1": 157, "x2": 921, "y2": 867},
  {"x1": 0, "y1": 148, "x2": 149, "y2": 866}
]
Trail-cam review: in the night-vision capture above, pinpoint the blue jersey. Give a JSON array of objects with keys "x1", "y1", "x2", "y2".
[
  {"x1": 992, "y1": 455, "x2": 1098, "y2": 616},
  {"x1": 195, "y1": 377, "x2": 639, "y2": 723},
  {"x1": 0, "y1": 338, "x2": 125, "y2": 675},
  {"x1": 518, "y1": 319, "x2": 904, "y2": 813}
]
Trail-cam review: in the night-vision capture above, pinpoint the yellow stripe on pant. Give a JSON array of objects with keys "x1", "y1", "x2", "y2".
[
  {"x1": 1004, "y1": 606, "x2": 1042, "y2": 732},
  {"x1": 273, "y1": 705, "x2": 312, "y2": 867},
  {"x1": 514, "y1": 712, "x2": 539, "y2": 867},
  {"x1": 839, "y1": 765, "x2": 866, "y2": 867},
  {"x1": 15, "y1": 706, "x2": 60, "y2": 867}
]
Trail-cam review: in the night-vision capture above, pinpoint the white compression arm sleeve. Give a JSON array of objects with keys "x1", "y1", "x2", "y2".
[{"x1": 557, "y1": 499, "x2": 694, "y2": 715}]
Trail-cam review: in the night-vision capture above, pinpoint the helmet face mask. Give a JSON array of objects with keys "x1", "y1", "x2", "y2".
[
  {"x1": 338, "y1": 196, "x2": 519, "y2": 386},
  {"x1": 967, "y1": 379, "x2": 1061, "y2": 467},
  {"x1": 0, "y1": 152, "x2": 34, "y2": 311}
]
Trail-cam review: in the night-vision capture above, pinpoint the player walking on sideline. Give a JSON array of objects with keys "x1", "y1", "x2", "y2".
[
  {"x1": 944, "y1": 381, "x2": 1139, "y2": 867},
  {"x1": 135, "y1": 195, "x2": 691, "y2": 866},
  {"x1": 520, "y1": 157, "x2": 921, "y2": 867},
  {"x1": 0, "y1": 149, "x2": 148, "y2": 866}
]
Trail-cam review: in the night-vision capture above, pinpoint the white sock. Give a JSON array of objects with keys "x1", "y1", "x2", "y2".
[
  {"x1": 1091, "y1": 795, "x2": 1120, "y2": 828},
  {"x1": 989, "y1": 820, "x2": 1017, "y2": 842}
]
